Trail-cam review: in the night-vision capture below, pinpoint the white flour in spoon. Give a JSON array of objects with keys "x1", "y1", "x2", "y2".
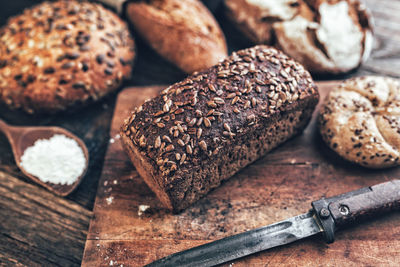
[{"x1": 20, "y1": 134, "x2": 86, "y2": 185}]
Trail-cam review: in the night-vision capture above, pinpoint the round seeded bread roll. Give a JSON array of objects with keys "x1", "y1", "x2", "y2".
[
  {"x1": 225, "y1": 0, "x2": 373, "y2": 75},
  {"x1": 0, "y1": 0, "x2": 135, "y2": 114},
  {"x1": 319, "y1": 76, "x2": 400, "y2": 168}
]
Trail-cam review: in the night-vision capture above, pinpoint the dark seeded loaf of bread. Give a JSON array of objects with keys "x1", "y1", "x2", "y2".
[{"x1": 121, "y1": 45, "x2": 319, "y2": 212}]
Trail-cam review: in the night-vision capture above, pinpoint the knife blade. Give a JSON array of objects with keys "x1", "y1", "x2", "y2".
[
  {"x1": 146, "y1": 179, "x2": 400, "y2": 266},
  {"x1": 147, "y1": 211, "x2": 321, "y2": 267}
]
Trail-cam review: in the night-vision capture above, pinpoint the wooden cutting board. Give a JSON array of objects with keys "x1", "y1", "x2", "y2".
[{"x1": 82, "y1": 82, "x2": 400, "y2": 267}]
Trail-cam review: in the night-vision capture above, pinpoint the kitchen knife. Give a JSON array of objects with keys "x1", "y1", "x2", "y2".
[{"x1": 146, "y1": 180, "x2": 400, "y2": 267}]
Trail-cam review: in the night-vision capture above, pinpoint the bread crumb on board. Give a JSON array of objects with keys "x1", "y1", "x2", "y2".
[
  {"x1": 109, "y1": 134, "x2": 121, "y2": 144},
  {"x1": 138, "y1": 205, "x2": 150, "y2": 216},
  {"x1": 106, "y1": 196, "x2": 114, "y2": 205}
]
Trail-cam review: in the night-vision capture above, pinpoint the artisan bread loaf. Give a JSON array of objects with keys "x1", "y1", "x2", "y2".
[
  {"x1": 0, "y1": 0, "x2": 135, "y2": 114},
  {"x1": 224, "y1": 0, "x2": 373, "y2": 74},
  {"x1": 225, "y1": 0, "x2": 301, "y2": 44},
  {"x1": 121, "y1": 45, "x2": 319, "y2": 212},
  {"x1": 126, "y1": 0, "x2": 227, "y2": 74},
  {"x1": 319, "y1": 76, "x2": 400, "y2": 168}
]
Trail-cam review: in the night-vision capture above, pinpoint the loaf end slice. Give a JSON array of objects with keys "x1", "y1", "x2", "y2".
[{"x1": 121, "y1": 45, "x2": 319, "y2": 212}]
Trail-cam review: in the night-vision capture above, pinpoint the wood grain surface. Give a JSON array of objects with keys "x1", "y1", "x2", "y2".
[
  {"x1": 1, "y1": 0, "x2": 400, "y2": 266},
  {"x1": 81, "y1": 82, "x2": 400, "y2": 267}
]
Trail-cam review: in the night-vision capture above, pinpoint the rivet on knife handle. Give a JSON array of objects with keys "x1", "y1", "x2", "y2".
[{"x1": 312, "y1": 180, "x2": 400, "y2": 243}]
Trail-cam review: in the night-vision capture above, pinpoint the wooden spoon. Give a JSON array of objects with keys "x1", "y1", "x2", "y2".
[{"x1": 0, "y1": 119, "x2": 89, "y2": 196}]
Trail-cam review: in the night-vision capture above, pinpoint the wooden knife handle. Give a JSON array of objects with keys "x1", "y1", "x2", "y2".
[{"x1": 312, "y1": 180, "x2": 400, "y2": 243}]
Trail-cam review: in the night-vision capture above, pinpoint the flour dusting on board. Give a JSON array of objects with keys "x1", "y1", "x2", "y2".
[{"x1": 20, "y1": 134, "x2": 86, "y2": 185}]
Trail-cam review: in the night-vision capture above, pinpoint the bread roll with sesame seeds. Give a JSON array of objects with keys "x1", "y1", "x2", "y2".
[
  {"x1": 125, "y1": 0, "x2": 227, "y2": 74},
  {"x1": 0, "y1": 0, "x2": 135, "y2": 114},
  {"x1": 319, "y1": 76, "x2": 400, "y2": 168},
  {"x1": 121, "y1": 45, "x2": 319, "y2": 212}
]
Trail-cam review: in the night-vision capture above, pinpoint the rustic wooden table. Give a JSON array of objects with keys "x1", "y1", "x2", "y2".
[{"x1": 0, "y1": 0, "x2": 399, "y2": 266}]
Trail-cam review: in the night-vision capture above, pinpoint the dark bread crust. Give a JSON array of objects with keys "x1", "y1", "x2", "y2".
[
  {"x1": 0, "y1": 0, "x2": 135, "y2": 114},
  {"x1": 121, "y1": 45, "x2": 319, "y2": 212}
]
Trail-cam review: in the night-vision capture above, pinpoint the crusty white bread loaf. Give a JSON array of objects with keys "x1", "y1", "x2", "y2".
[
  {"x1": 0, "y1": 0, "x2": 135, "y2": 114},
  {"x1": 225, "y1": 0, "x2": 373, "y2": 74},
  {"x1": 319, "y1": 76, "x2": 400, "y2": 168},
  {"x1": 225, "y1": 0, "x2": 301, "y2": 44},
  {"x1": 121, "y1": 45, "x2": 319, "y2": 212},
  {"x1": 126, "y1": 0, "x2": 227, "y2": 74}
]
